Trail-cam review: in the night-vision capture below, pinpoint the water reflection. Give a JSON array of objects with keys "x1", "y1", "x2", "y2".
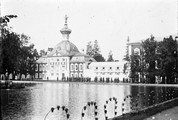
[{"x1": 1, "y1": 83, "x2": 178, "y2": 120}]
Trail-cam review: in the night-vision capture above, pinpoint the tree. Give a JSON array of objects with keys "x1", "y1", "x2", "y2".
[
  {"x1": 1, "y1": 28, "x2": 39, "y2": 80},
  {"x1": 93, "y1": 40, "x2": 100, "y2": 55},
  {"x1": 0, "y1": 15, "x2": 17, "y2": 79},
  {"x1": 93, "y1": 53, "x2": 105, "y2": 62},
  {"x1": 141, "y1": 35, "x2": 158, "y2": 83},
  {"x1": 130, "y1": 54, "x2": 141, "y2": 82},
  {"x1": 1, "y1": 30, "x2": 21, "y2": 79},
  {"x1": 0, "y1": 15, "x2": 17, "y2": 25},
  {"x1": 86, "y1": 40, "x2": 105, "y2": 61},
  {"x1": 107, "y1": 50, "x2": 114, "y2": 62},
  {"x1": 158, "y1": 36, "x2": 177, "y2": 84},
  {"x1": 40, "y1": 49, "x2": 47, "y2": 56},
  {"x1": 86, "y1": 41, "x2": 94, "y2": 57},
  {"x1": 17, "y1": 34, "x2": 39, "y2": 79}
]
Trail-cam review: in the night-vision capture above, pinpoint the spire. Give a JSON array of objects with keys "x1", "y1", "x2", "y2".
[
  {"x1": 60, "y1": 15, "x2": 72, "y2": 40},
  {"x1": 65, "y1": 14, "x2": 68, "y2": 25}
]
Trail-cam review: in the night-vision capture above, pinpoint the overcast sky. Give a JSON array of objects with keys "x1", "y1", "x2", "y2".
[{"x1": 1, "y1": 0, "x2": 177, "y2": 61}]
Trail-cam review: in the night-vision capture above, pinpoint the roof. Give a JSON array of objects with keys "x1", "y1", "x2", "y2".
[
  {"x1": 46, "y1": 40, "x2": 82, "y2": 57},
  {"x1": 89, "y1": 61, "x2": 124, "y2": 67}
]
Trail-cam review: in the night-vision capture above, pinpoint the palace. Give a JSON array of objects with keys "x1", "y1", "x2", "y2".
[{"x1": 36, "y1": 15, "x2": 125, "y2": 81}]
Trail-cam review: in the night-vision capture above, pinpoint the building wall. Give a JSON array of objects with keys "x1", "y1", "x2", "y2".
[
  {"x1": 70, "y1": 62, "x2": 83, "y2": 77},
  {"x1": 43, "y1": 56, "x2": 70, "y2": 80},
  {"x1": 89, "y1": 62, "x2": 125, "y2": 81}
]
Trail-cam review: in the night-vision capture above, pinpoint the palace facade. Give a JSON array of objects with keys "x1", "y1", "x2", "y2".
[{"x1": 36, "y1": 15, "x2": 125, "y2": 81}]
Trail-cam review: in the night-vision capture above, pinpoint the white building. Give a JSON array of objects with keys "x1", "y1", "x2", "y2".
[
  {"x1": 89, "y1": 62, "x2": 125, "y2": 80},
  {"x1": 36, "y1": 15, "x2": 125, "y2": 81}
]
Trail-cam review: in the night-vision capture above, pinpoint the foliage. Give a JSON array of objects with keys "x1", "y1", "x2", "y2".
[
  {"x1": 86, "y1": 40, "x2": 105, "y2": 62},
  {"x1": 158, "y1": 36, "x2": 178, "y2": 83},
  {"x1": 86, "y1": 41, "x2": 94, "y2": 57},
  {"x1": 93, "y1": 53, "x2": 105, "y2": 62},
  {"x1": 0, "y1": 15, "x2": 17, "y2": 24},
  {"x1": 107, "y1": 51, "x2": 114, "y2": 62},
  {"x1": 93, "y1": 40, "x2": 100, "y2": 55},
  {"x1": 130, "y1": 54, "x2": 141, "y2": 78},
  {"x1": 1, "y1": 28, "x2": 39, "y2": 79},
  {"x1": 39, "y1": 49, "x2": 47, "y2": 56},
  {"x1": 141, "y1": 35, "x2": 158, "y2": 83},
  {"x1": 0, "y1": 15, "x2": 17, "y2": 78}
]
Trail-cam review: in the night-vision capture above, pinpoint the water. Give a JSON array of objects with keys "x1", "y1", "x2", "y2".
[{"x1": 1, "y1": 82, "x2": 178, "y2": 120}]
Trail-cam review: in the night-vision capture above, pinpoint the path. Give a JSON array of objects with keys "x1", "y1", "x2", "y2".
[{"x1": 144, "y1": 106, "x2": 178, "y2": 120}]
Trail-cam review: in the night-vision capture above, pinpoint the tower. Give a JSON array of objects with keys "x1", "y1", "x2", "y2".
[{"x1": 60, "y1": 15, "x2": 72, "y2": 41}]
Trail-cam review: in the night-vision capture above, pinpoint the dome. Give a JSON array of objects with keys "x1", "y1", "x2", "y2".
[
  {"x1": 60, "y1": 25, "x2": 72, "y2": 35},
  {"x1": 47, "y1": 40, "x2": 81, "y2": 56}
]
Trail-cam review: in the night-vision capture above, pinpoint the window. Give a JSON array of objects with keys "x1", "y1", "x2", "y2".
[
  {"x1": 51, "y1": 73, "x2": 54, "y2": 76},
  {"x1": 75, "y1": 73, "x2": 78, "y2": 77},
  {"x1": 79, "y1": 64, "x2": 83, "y2": 71},
  {"x1": 39, "y1": 73, "x2": 42, "y2": 78},
  {"x1": 71, "y1": 64, "x2": 74, "y2": 71},
  {"x1": 134, "y1": 48, "x2": 140, "y2": 55},
  {"x1": 103, "y1": 67, "x2": 105, "y2": 70},
  {"x1": 80, "y1": 73, "x2": 83, "y2": 77},
  {"x1": 96, "y1": 67, "x2": 98, "y2": 70},
  {"x1": 36, "y1": 64, "x2": 38, "y2": 71},
  {"x1": 75, "y1": 64, "x2": 78, "y2": 71},
  {"x1": 35, "y1": 73, "x2": 38, "y2": 78},
  {"x1": 117, "y1": 67, "x2": 119, "y2": 69},
  {"x1": 71, "y1": 73, "x2": 74, "y2": 77},
  {"x1": 110, "y1": 67, "x2": 112, "y2": 70}
]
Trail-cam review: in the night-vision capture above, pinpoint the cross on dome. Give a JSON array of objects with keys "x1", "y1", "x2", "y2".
[
  {"x1": 60, "y1": 15, "x2": 72, "y2": 41},
  {"x1": 65, "y1": 15, "x2": 68, "y2": 24}
]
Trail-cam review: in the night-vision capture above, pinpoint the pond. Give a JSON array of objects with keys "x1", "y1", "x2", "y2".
[{"x1": 1, "y1": 82, "x2": 178, "y2": 120}]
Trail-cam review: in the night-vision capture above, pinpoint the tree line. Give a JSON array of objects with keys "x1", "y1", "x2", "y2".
[
  {"x1": 0, "y1": 15, "x2": 39, "y2": 80},
  {"x1": 124, "y1": 35, "x2": 178, "y2": 84},
  {"x1": 86, "y1": 40, "x2": 114, "y2": 62}
]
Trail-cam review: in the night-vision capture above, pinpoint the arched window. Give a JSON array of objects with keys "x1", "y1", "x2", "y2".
[
  {"x1": 134, "y1": 48, "x2": 140, "y2": 55},
  {"x1": 79, "y1": 64, "x2": 83, "y2": 71},
  {"x1": 75, "y1": 64, "x2": 78, "y2": 71},
  {"x1": 75, "y1": 73, "x2": 78, "y2": 77},
  {"x1": 71, "y1": 64, "x2": 74, "y2": 71}
]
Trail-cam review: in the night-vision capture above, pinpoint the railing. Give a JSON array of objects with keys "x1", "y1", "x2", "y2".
[{"x1": 44, "y1": 87, "x2": 178, "y2": 120}]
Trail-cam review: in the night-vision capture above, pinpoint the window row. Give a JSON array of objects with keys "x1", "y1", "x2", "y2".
[
  {"x1": 71, "y1": 73, "x2": 83, "y2": 78},
  {"x1": 70, "y1": 64, "x2": 83, "y2": 71},
  {"x1": 48, "y1": 58, "x2": 66, "y2": 62},
  {"x1": 95, "y1": 67, "x2": 119, "y2": 70},
  {"x1": 96, "y1": 72, "x2": 120, "y2": 75},
  {"x1": 49, "y1": 62, "x2": 65, "y2": 65}
]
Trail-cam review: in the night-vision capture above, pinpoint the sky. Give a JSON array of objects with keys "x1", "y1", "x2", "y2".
[{"x1": 1, "y1": 0, "x2": 177, "y2": 61}]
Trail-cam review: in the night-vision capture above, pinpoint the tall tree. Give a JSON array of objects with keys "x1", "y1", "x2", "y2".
[
  {"x1": 130, "y1": 54, "x2": 142, "y2": 83},
  {"x1": 86, "y1": 40, "x2": 105, "y2": 61},
  {"x1": 158, "y1": 36, "x2": 177, "y2": 84},
  {"x1": 141, "y1": 35, "x2": 158, "y2": 83},
  {"x1": 107, "y1": 50, "x2": 114, "y2": 62},
  {"x1": 93, "y1": 53, "x2": 105, "y2": 62},
  {"x1": 0, "y1": 15, "x2": 17, "y2": 79},
  {"x1": 1, "y1": 30, "x2": 21, "y2": 79},
  {"x1": 1, "y1": 29, "x2": 39, "y2": 79},
  {"x1": 93, "y1": 40, "x2": 100, "y2": 55},
  {"x1": 86, "y1": 41, "x2": 94, "y2": 57}
]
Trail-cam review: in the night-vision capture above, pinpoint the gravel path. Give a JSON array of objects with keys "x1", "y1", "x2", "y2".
[{"x1": 144, "y1": 106, "x2": 178, "y2": 120}]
